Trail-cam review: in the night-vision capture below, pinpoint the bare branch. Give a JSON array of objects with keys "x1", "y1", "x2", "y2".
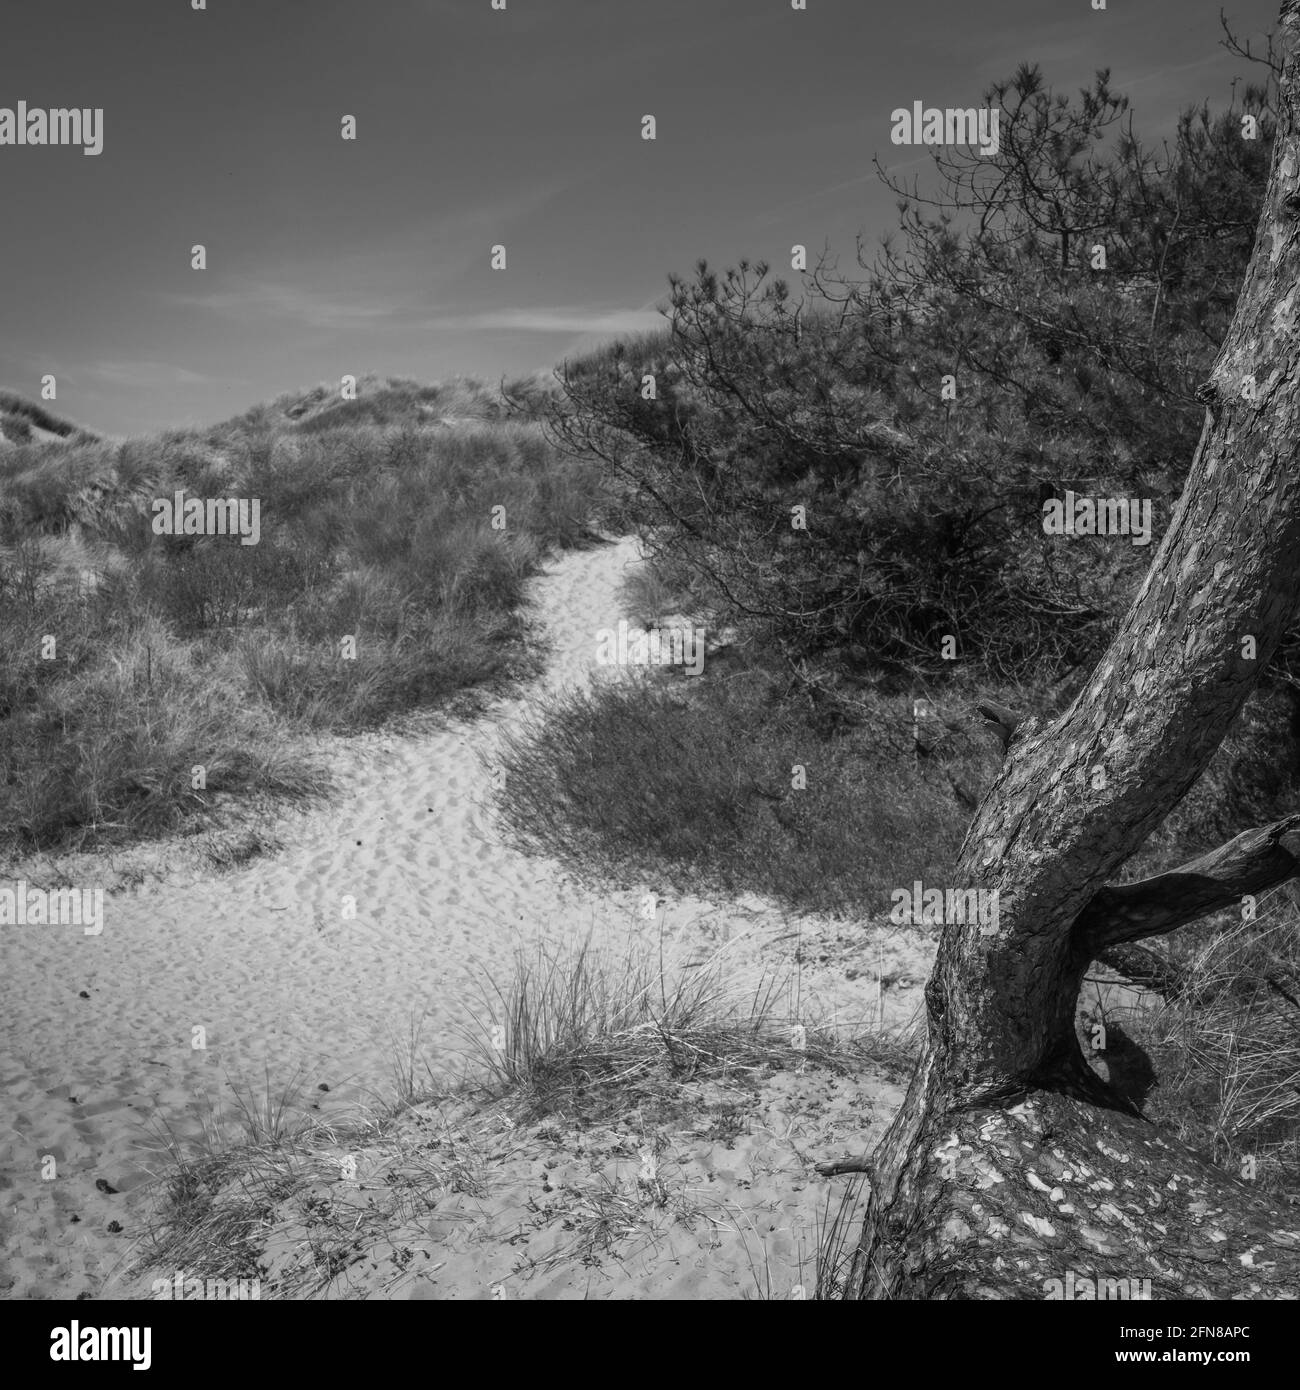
[
  {"x1": 1076, "y1": 814, "x2": 1300, "y2": 952},
  {"x1": 975, "y1": 699, "x2": 1024, "y2": 753},
  {"x1": 815, "y1": 1155, "x2": 875, "y2": 1178}
]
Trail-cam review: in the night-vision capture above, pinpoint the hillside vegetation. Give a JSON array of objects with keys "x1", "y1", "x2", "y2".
[
  {"x1": 0, "y1": 391, "x2": 95, "y2": 450},
  {"x1": 0, "y1": 373, "x2": 604, "y2": 857}
]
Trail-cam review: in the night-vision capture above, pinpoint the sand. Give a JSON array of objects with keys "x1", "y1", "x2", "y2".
[{"x1": 0, "y1": 535, "x2": 932, "y2": 1299}]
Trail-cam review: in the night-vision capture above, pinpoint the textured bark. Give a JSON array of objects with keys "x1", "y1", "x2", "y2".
[
  {"x1": 848, "y1": 0, "x2": 1300, "y2": 1299},
  {"x1": 857, "y1": 1090, "x2": 1300, "y2": 1300}
]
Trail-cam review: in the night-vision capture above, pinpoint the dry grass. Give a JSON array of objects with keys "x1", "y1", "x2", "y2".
[
  {"x1": 125, "y1": 937, "x2": 910, "y2": 1300},
  {"x1": 1111, "y1": 895, "x2": 1300, "y2": 1198},
  {"x1": 491, "y1": 668, "x2": 982, "y2": 920},
  {"x1": 454, "y1": 927, "x2": 910, "y2": 1123},
  {"x1": 810, "y1": 1173, "x2": 870, "y2": 1301},
  {"x1": 1, "y1": 375, "x2": 612, "y2": 857}
]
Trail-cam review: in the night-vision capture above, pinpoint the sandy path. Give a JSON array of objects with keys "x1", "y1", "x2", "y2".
[{"x1": 0, "y1": 536, "x2": 928, "y2": 1297}]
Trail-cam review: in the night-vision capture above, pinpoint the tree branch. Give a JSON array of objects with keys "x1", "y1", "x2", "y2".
[
  {"x1": 815, "y1": 1155, "x2": 875, "y2": 1178},
  {"x1": 975, "y1": 699, "x2": 1024, "y2": 753},
  {"x1": 1076, "y1": 812, "x2": 1300, "y2": 952}
]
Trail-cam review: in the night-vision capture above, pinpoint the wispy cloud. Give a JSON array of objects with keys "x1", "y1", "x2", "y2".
[
  {"x1": 1115, "y1": 54, "x2": 1229, "y2": 90},
  {"x1": 81, "y1": 360, "x2": 209, "y2": 388},
  {"x1": 159, "y1": 249, "x2": 672, "y2": 347},
  {"x1": 754, "y1": 150, "x2": 933, "y2": 228},
  {"x1": 161, "y1": 284, "x2": 665, "y2": 340},
  {"x1": 438, "y1": 307, "x2": 666, "y2": 335},
  {"x1": 163, "y1": 281, "x2": 406, "y2": 331}
]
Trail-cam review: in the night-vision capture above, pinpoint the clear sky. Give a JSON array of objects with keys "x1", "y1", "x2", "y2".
[{"x1": 0, "y1": 0, "x2": 1283, "y2": 438}]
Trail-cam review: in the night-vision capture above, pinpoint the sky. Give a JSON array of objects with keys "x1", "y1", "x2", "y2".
[{"x1": 0, "y1": 0, "x2": 1284, "y2": 438}]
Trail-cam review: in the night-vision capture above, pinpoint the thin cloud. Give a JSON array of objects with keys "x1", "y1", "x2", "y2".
[
  {"x1": 755, "y1": 150, "x2": 933, "y2": 227},
  {"x1": 82, "y1": 360, "x2": 209, "y2": 388},
  {"x1": 1113, "y1": 53, "x2": 1239, "y2": 95},
  {"x1": 165, "y1": 281, "x2": 403, "y2": 331},
  {"x1": 161, "y1": 181, "x2": 574, "y2": 336},
  {"x1": 164, "y1": 274, "x2": 667, "y2": 340},
  {"x1": 440, "y1": 307, "x2": 666, "y2": 335}
]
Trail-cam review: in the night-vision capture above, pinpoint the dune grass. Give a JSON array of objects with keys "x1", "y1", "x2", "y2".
[
  {"x1": 491, "y1": 664, "x2": 988, "y2": 920},
  {"x1": 126, "y1": 931, "x2": 913, "y2": 1300},
  {"x1": 0, "y1": 375, "x2": 611, "y2": 856},
  {"x1": 453, "y1": 929, "x2": 909, "y2": 1122},
  {"x1": 129, "y1": 1068, "x2": 367, "y2": 1297},
  {"x1": 0, "y1": 390, "x2": 95, "y2": 448},
  {"x1": 1097, "y1": 893, "x2": 1300, "y2": 1200}
]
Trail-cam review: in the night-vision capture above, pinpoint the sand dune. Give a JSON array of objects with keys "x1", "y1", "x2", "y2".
[{"x1": 0, "y1": 535, "x2": 930, "y2": 1298}]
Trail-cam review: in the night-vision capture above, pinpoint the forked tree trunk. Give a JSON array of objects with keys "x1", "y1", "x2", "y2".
[{"x1": 847, "y1": 0, "x2": 1300, "y2": 1299}]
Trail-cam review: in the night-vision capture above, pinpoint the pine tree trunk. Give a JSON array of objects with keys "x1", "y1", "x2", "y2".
[{"x1": 847, "y1": 0, "x2": 1300, "y2": 1299}]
